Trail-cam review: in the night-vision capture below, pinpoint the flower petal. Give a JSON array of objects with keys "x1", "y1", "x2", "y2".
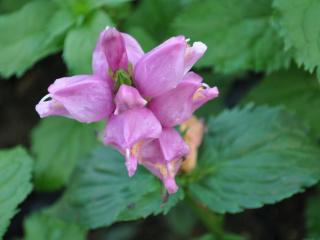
[
  {"x1": 192, "y1": 85, "x2": 219, "y2": 111},
  {"x1": 92, "y1": 30, "x2": 113, "y2": 87},
  {"x1": 149, "y1": 72, "x2": 219, "y2": 127},
  {"x1": 122, "y1": 33, "x2": 144, "y2": 67},
  {"x1": 104, "y1": 107, "x2": 162, "y2": 149},
  {"x1": 184, "y1": 41, "x2": 207, "y2": 74},
  {"x1": 103, "y1": 27, "x2": 128, "y2": 72},
  {"x1": 134, "y1": 36, "x2": 187, "y2": 97},
  {"x1": 36, "y1": 75, "x2": 114, "y2": 123},
  {"x1": 35, "y1": 94, "x2": 72, "y2": 119},
  {"x1": 103, "y1": 107, "x2": 162, "y2": 176},
  {"x1": 148, "y1": 72, "x2": 201, "y2": 127},
  {"x1": 114, "y1": 85, "x2": 147, "y2": 115},
  {"x1": 92, "y1": 27, "x2": 144, "y2": 86},
  {"x1": 138, "y1": 128, "x2": 188, "y2": 194},
  {"x1": 158, "y1": 128, "x2": 189, "y2": 162}
]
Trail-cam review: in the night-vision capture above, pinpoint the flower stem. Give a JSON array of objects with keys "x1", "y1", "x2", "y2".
[{"x1": 186, "y1": 193, "x2": 224, "y2": 239}]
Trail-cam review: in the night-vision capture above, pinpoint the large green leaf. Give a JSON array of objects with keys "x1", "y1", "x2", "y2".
[
  {"x1": 0, "y1": 1, "x2": 74, "y2": 78},
  {"x1": 125, "y1": 0, "x2": 188, "y2": 41},
  {"x1": 63, "y1": 10, "x2": 113, "y2": 74},
  {"x1": 189, "y1": 105, "x2": 320, "y2": 214},
  {"x1": 31, "y1": 117, "x2": 98, "y2": 192},
  {"x1": 273, "y1": 0, "x2": 320, "y2": 77},
  {"x1": 126, "y1": 26, "x2": 157, "y2": 52},
  {"x1": 51, "y1": 145, "x2": 184, "y2": 229},
  {"x1": 0, "y1": 0, "x2": 27, "y2": 13},
  {"x1": 54, "y1": 0, "x2": 131, "y2": 16},
  {"x1": 243, "y1": 68, "x2": 320, "y2": 135},
  {"x1": 0, "y1": 147, "x2": 33, "y2": 238},
  {"x1": 24, "y1": 212, "x2": 86, "y2": 240},
  {"x1": 173, "y1": 0, "x2": 291, "y2": 73},
  {"x1": 305, "y1": 187, "x2": 320, "y2": 239}
]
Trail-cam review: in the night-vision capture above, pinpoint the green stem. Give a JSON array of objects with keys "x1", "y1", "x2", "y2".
[{"x1": 186, "y1": 193, "x2": 224, "y2": 239}]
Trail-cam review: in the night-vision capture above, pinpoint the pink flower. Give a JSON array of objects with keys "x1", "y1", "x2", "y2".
[
  {"x1": 35, "y1": 26, "x2": 219, "y2": 194},
  {"x1": 138, "y1": 128, "x2": 189, "y2": 194},
  {"x1": 149, "y1": 72, "x2": 219, "y2": 127},
  {"x1": 35, "y1": 75, "x2": 114, "y2": 123},
  {"x1": 103, "y1": 107, "x2": 162, "y2": 177}
]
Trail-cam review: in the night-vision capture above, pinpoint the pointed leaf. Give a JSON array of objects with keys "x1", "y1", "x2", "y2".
[
  {"x1": 31, "y1": 117, "x2": 98, "y2": 192},
  {"x1": 0, "y1": 1, "x2": 74, "y2": 78},
  {"x1": 0, "y1": 147, "x2": 32, "y2": 238},
  {"x1": 24, "y1": 212, "x2": 86, "y2": 240},
  {"x1": 63, "y1": 10, "x2": 113, "y2": 74},
  {"x1": 243, "y1": 68, "x2": 320, "y2": 135},
  {"x1": 173, "y1": 0, "x2": 291, "y2": 73},
  {"x1": 273, "y1": 0, "x2": 320, "y2": 77},
  {"x1": 51, "y1": 145, "x2": 184, "y2": 229},
  {"x1": 189, "y1": 105, "x2": 320, "y2": 213}
]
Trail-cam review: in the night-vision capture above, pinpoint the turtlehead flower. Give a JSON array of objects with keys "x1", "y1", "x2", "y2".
[
  {"x1": 35, "y1": 26, "x2": 219, "y2": 194},
  {"x1": 138, "y1": 128, "x2": 189, "y2": 194}
]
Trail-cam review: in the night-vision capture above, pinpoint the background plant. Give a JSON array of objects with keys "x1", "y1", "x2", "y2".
[{"x1": 0, "y1": 0, "x2": 320, "y2": 239}]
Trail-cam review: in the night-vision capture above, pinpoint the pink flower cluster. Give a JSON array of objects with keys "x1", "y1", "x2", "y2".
[{"x1": 36, "y1": 27, "x2": 219, "y2": 194}]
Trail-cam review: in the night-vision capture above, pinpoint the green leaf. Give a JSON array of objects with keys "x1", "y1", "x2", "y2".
[
  {"x1": 63, "y1": 10, "x2": 113, "y2": 74},
  {"x1": 166, "y1": 202, "x2": 197, "y2": 237},
  {"x1": 125, "y1": 0, "x2": 188, "y2": 41},
  {"x1": 0, "y1": 1, "x2": 74, "y2": 78},
  {"x1": 54, "y1": 0, "x2": 131, "y2": 16},
  {"x1": 0, "y1": 0, "x2": 27, "y2": 13},
  {"x1": 0, "y1": 147, "x2": 33, "y2": 238},
  {"x1": 51, "y1": 145, "x2": 183, "y2": 229},
  {"x1": 31, "y1": 117, "x2": 98, "y2": 192},
  {"x1": 306, "y1": 187, "x2": 320, "y2": 239},
  {"x1": 273, "y1": 0, "x2": 320, "y2": 77},
  {"x1": 189, "y1": 105, "x2": 320, "y2": 214},
  {"x1": 24, "y1": 212, "x2": 86, "y2": 240},
  {"x1": 194, "y1": 233, "x2": 247, "y2": 240},
  {"x1": 173, "y1": 0, "x2": 291, "y2": 73},
  {"x1": 126, "y1": 26, "x2": 157, "y2": 52},
  {"x1": 243, "y1": 68, "x2": 320, "y2": 135}
]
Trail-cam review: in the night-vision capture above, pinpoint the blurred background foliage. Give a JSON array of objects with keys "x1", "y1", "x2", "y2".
[{"x1": 0, "y1": 0, "x2": 320, "y2": 239}]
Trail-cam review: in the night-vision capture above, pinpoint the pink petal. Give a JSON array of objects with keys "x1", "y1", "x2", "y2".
[
  {"x1": 149, "y1": 72, "x2": 219, "y2": 127},
  {"x1": 148, "y1": 72, "x2": 201, "y2": 127},
  {"x1": 125, "y1": 148, "x2": 138, "y2": 177},
  {"x1": 114, "y1": 85, "x2": 147, "y2": 115},
  {"x1": 184, "y1": 41, "x2": 207, "y2": 74},
  {"x1": 138, "y1": 141, "x2": 181, "y2": 194},
  {"x1": 158, "y1": 128, "x2": 189, "y2": 162},
  {"x1": 164, "y1": 178, "x2": 179, "y2": 195},
  {"x1": 134, "y1": 36, "x2": 187, "y2": 98},
  {"x1": 92, "y1": 27, "x2": 144, "y2": 86},
  {"x1": 103, "y1": 107, "x2": 162, "y2": 176},
  {"x1": 122, "y1": 33, "x2": 145, "y2": 67},
  {"x1": 104, "y1": 107, "x2": 162, "y2": 148},
  {"x1": 92, "y1": 30, "x2": 113, "y2": 87},
  {"x1": 103, "y1": 27, "x2": 128, "y2": 72},
  {"x1": 36, "y1": 75, "x2": 114, "y2": 123},
  {"x1": 138, "y1": 128, "x2": 188, "y2": 194},
  {"x1": 192, "y1": 85, "x2": 219, "y2": 111}
]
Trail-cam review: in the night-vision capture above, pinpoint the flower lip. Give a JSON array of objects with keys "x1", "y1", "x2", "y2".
[
  {"x1": 37, "y1": 75, "x2": 114, "y2": 123},
  {"x1": 114, "y1": 85, "x2": 147, "y2": 115}
]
